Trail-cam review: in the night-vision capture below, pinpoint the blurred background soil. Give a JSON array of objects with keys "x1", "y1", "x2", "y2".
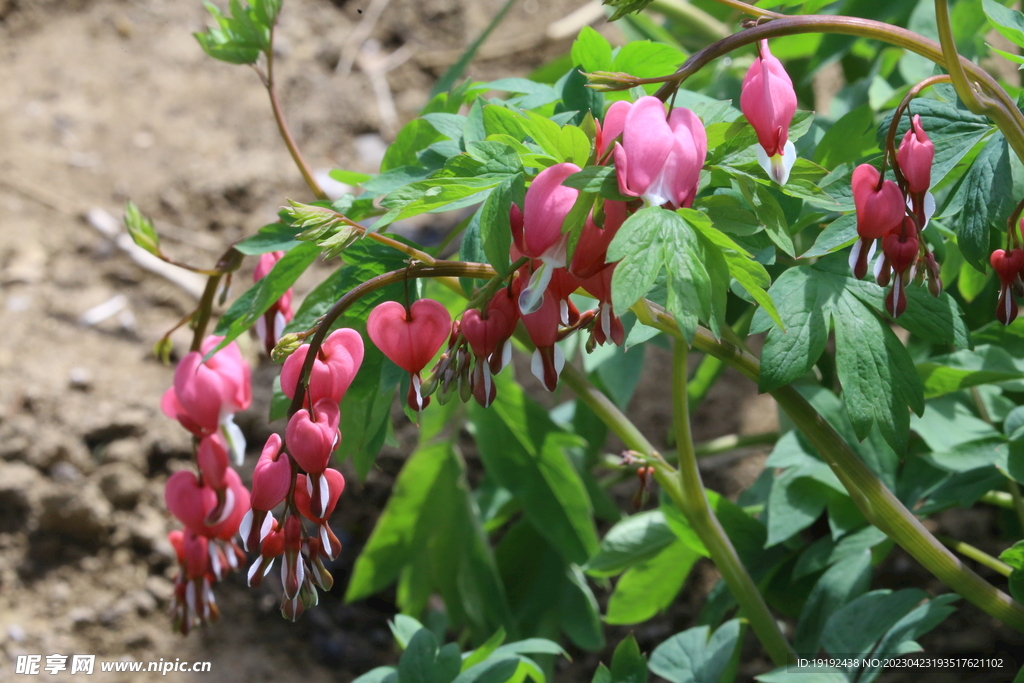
[{"x1": 0, "y1": 0, "x2": 1020, "y2": 681}]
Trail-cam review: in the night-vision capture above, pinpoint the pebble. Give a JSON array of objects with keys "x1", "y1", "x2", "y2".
[
  {"x1": 7, "y1": 624, "x2": 26, "y2": 643},
  {"x1": 68, "y1": 367, "x2": 94, "y2": 391}
]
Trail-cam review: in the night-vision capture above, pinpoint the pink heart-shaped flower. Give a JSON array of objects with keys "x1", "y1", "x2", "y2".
[
  {"x1": 165, "y1": 471, "x2": 217, "y2": 533},
  {"x1": 367, "y1": 300, "x2": 452, "y2": 374}
]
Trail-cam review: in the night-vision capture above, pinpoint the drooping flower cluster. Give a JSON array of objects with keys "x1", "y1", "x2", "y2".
[
  {"x1": 364, "y1": 97, "x2": 710, "y2": 405},
  {"x1": 849, "y1": 112, "x2": 940, "y2": 317},
  {"x1": 255, "y1": 327, "x2": 362, "y2": 619},
  {"x1": 161, "y1": 277, "x2": 352, "y2": 630},
  {"x1": 161, "y1": 336, "x2": 252, "y2": 634}
]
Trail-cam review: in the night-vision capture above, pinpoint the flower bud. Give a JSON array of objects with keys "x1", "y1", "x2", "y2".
[
  {"x1": 896, "y1": 115, "x2": 934, "y2": 195},
  {"x1": 740, "y1": 40, "x2": 798, "y2": 185}
]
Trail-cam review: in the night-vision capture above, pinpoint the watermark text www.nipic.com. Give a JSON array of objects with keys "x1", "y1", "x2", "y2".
[{"x1": 14, "y1": 655, "x2": 212, "y2": 675}]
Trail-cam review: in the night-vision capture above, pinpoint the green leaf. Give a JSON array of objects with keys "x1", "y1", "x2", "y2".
[
  {"x1": 234, "y1": 222, "x2": 302, "y2": 255},
  {"x1": 607, "y1": 207, "x2": 712, "y2": 343},
  {"x1": 802, "y1": 214, "x2": 856, "y2": 259},
  {"x1": 123, "y1": 201, "x2": 161, "y2": 256},
  {"x1": 377, "y1": 178, "x2": 503, "y2": 229},
  {"x1": 647, "y1": 620, "x2": 743, "y2": 683},
  {"x1": 832, "y1": 293, "x2": 925, "y2": 451},
  {"x1": 609, "y1": 635, "x2": 647, "y2": 683},
  {"x1": 480, "y1": 174, "x2": 524, "y2": 272},
  {"x1": 753, "y1": 266, "x2": 925, "y2": 451},
  {"x1": 400, "y1": 629, "x2": 441, "y2": 683},
  {"x1": 584, "y1": 510, "x2": 677, "y2": 577},
  {"x1": 353, "y1": 667, "x2": 398, "y2": 683},
  {"x1": 755, "y1": 671, "x2": 846, "y2": 683},
  {"x1": 814, "y1": 104, "x2": 878, "y2": 170},
  {"x1": 821, "y1": 588, "x2": 929, "y2": 658},
  {"x1": 952, "y1": 132, "x2": 1011, "y2": 271},
  {"x1": 607, "y1": 41, "x2": 687, "y2": 100},
  {"x1": 736, "y1": 177, "x2": 795, "y2": 256},
  {"x1": 916, "y1": 363, "x2": 1024, "y2": 398},
  {"x1": 753, "y1": 267, "x2": 838, "y2": 392},
  {"x1": 559, "y1": 566, "x2": 605, "y2": 651},
  {"x1": 329, "y1": 169, "x2": 372, "y2": 185},
  {"x1": 391, "y1": 615, "x2": 428, "y2": 648},
  {"x1": 470, "y1": 374, "x2": 600, "y2": 565},
  {"x1": 605, "y1": 540, "x2": 699, "y2": 625},
  {"x1": 209, "y1": 242, "x2": 319, "y2": 354},
  {"x1": 491, "y1": 639, "x2": 568, "y2": 659},
  {"x1": 462, "y1": 629, "x2": 508, "y2": 672},
  {"x1": 858, "y1": 594, "x2": 959, "y2": 683},
  {"x1": 685, "y1": 208, "x2": 782, "y2": 329},
  {"x1": 793, "y1": 550, "x2": 873, "y2": 654},
  {"x1": 983, "y1": 0, "x2": 1024, "y2": 48},
  {"x1": 347, "y1": 444, "x2": 461, "y2": 601},
  {"x1": 193, "y1": 0, "x2": 270, "y2": 64},
  {"x1": 766, "y1": 463, "x2": 835, "y2": 546},
  {"x1": 572, "y1": 26, "x2": 613, "y2": 73},
  {"x1": 1000, "y1": 540, "x2": 1024, "y2": 569},
  {"x1": 451, "y1": 658, "x2": 520, "y2": 683},
  {"x1": 382, "y1": 118, "x2": 446, "y2": 172}
]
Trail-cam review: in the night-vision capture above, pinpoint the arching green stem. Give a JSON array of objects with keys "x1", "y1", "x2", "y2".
[
  {"x1": 614, "y1": 15, "x2": 1024, "y2": 167},
  {"x1": 632, "y1": 299, "x2": 1024, "y2": 633}
]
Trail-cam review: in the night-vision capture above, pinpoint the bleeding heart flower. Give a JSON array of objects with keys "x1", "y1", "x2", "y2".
[
  {"x1": 239, "y1": 433, "x2": 293, "y2": 552},
  {"x1": 367, "y1": 299, "x2": 452, "y2": 410},
  {"x1": 511, "y1": 163, "x2": 582, "y2": 314},
  {"x1": 579, "y1": 265, "x2": 624, "y2": 346},
  {"x1": 849, "y1": 164, "x2": 906, "y2": 279},
  {"x1": 513, "y1": 276, "x2": 565, "y2": 392},
  {"x1": 295, "y1": 467, "x2": 346, "y2": 559},
  {"x1": 852, "y1": 164, "x2": 905, "y2": 240},
  {"x1": 740, "y1": 40, "x2": 798, "y2": 185},
  {"x1": 991, "y1": 248, "x2": 1024, "y2": 325},
  {"x1": 165, "y1": 470, "x2": 218, "y2": 534},
  {"x1": 254, "y1": 251, "x2": 295, "y2": 356},
  {"x1": 897, "y1": 115, "x2": 934, "y2": 195},
  {"x1": 161, "y1": 336, "x2": 251, "y2": 466},
  {"x1": 281, "y1": 328, "x2": 364, "y2": 406},
  {"x1": 294, "y1": 469, "x2": 345, "y2": 523},
  {"x1": 879, "y1": 218, "x2": 920, "y2": 318},
  {"x1": 570, "y1": 200, "x2": 628, "y2": 280},
  {"x1": 597, "y1": 100, "x2": 632, "y2": 157},
  {"x1": 613, "y1": 96, "x2": 706, "y2": 210}
]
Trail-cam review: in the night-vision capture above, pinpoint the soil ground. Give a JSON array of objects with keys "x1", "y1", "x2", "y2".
[{"x1": 0, "y1": 1, "x2": 1021, "y2": 682}]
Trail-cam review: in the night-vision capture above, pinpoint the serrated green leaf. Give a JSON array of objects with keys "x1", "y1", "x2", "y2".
[
  {"x1": 833, "y1": 293, "x2": 924, "y2": 451},
  {"x1": 608, "y1": 207, "x2": 712, "y2": 343},
  {"x1": 234, "y1": 222, "x2": 302, "y2": 255},
  {"x1": 793, "y1": 551, "x2": 873, "y2": 654},
  {"x1": 572, "y1": 26, "x2": 613, "y2": 73},
  {"x1": 480, "y1": 174, "x2": 523, "y2": 273},
  {"x1": 821, "y1": 589, "x2": 929, "y2": 660},
  {"x1": 953, "y1": 132, "x2": 1011, "y2": 271},
  {"x1": 648, "y1": 620, "x2": 742, "y2": 683}
]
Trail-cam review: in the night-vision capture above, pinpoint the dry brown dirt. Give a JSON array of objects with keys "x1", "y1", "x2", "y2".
[{"x1": 4, "y1": 1, "x2": 1016, "y2": 682}]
